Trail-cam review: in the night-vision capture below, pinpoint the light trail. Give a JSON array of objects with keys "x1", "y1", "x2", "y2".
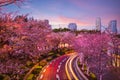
[{"x1": 69, "y1": 55, "x2": 79, "y2": 80}]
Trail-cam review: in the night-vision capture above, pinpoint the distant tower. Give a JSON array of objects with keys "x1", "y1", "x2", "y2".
[
  {"x1": 68, "y1": 23, "x2": 77, "y2": 31},
  {"x1": 96, "y1": 17, "x2": 101, "y2": 31},
  {"x1": 108, "y1": 20, "x2": 117, "y2": 34}
]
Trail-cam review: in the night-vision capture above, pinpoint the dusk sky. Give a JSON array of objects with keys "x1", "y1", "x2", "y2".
[{"x1": 5, "y1": 0, "x2": 120, "y2": 30}]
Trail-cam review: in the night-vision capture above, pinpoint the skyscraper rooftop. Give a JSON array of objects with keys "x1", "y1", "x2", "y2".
[
  {"x1": 96, "y1": 17, "x2": 101, "y2": 31},
  {"x1": 108, "y1": 20, "x2": 117, "y2": 34}
]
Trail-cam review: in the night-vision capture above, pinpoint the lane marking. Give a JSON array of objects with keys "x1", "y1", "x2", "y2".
[
  {"x1": 57, "y1": 68, "x2": 59, "y2": 72},
  {"x1": 58, "y1": 65, "x2": 61, "y2": 68},
  {"x1": 69, "y1": 55, "x2": 79, "y2": 80},
  {"x1": 43, "y1": 69, "x2": 46, "y2": 72},
  {"x1": 40, "y1": 74, "x2": 43, "y2": 79},
  {"x1": 56, "y1": 74, "x2": 60, "y2": 80},
  {"x1": 65, "y1": 57, "x2": 72, "y2": 80}
]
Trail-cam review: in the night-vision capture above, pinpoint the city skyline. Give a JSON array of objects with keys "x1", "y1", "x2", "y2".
[{"x1": 4, "y1": 0, "x2": 120, "y2": 30}]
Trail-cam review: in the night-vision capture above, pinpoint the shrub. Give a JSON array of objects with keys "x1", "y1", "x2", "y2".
[
  {"x1": 0, "y1": 74, "x2": 4, "y2": 80},
  {"x1": 89, "y1": 73, "x2": 97, "y2": 80},
  {"x1": 32, "y1": 68, "x2": 41, "y2": 74},
  {"x1": 46, "y1": 57, "x2": 52, "y2": 62},
  {"x1": 26, "y1": 61, "x2": 33, "y2": 66},
  {"x1": 27, "y1": 74, "x2": 34, "y2": 80}
]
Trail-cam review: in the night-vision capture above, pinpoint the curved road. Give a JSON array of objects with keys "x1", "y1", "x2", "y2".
[
  {"x1": 37, "y1": 53, "x2": 88, "y2": 80},
  {"x1": 37, "y1": 55, "x2": 69, "y2": 80}
]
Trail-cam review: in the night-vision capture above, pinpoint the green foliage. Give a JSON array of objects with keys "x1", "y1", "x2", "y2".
[
  {"x1": 56, "y1": 54, "x2": 61, "y2": 57},
  {"x1": 83, "y1": 65, "x2": 87, "y2": 71},
  {"x1": 48, "y1": 52, "x2": 54, "y2": 56},
  {"x1": 89, "y1": 72, "x2": 97, "y2": 80},
  {"x1": 26, "y1": 61, "x2": 33, "y2": 67},
  {"x1": 3, "y1": 76, "x2": 10, "y2": 80},
  {"x1": 53, "y1": 28, "x2": 70, "y2": 32},
  {"x1": 0, "y1": 74, "x2": 4, "y2": 80},
  {"x1": 46, "y1": 57, "x2": 52, "y2": 62},
  {"x1": 35, "y1": 66, "x2": 42, "y2": 69},
  {"x1": 39, "y1": 60, "x2": 47, "y2": 67},
  {"x1": 27, "y1": 74, "x2": 34, "y2": 80},
  {"x1": 32, "y1": 68, "x2": 41, "y2": 74},
  {"x1": 0, "y1": 74, "x2": 10, "y2": 80},
  {"x1": 75, "y1": 29, "x2": 100, "y2": 35}
]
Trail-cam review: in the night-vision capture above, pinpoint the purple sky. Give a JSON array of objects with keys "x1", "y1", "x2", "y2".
[{"x1": 5, "y1": 0, "x2": 120, "y2": 30}]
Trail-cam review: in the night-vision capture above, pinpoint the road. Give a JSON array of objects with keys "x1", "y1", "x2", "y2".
[
  {"x1": 37, "y1": 53, "x2": 88, "y2": 80},
  {"x1": 37, "y1": 55, "x2": 69, "y2": 80}
]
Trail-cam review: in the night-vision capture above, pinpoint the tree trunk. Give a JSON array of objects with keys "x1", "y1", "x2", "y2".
[
  {"x1": 82, "y1": 64, "x2": 84, "y2": 70},
  {"x1": 99, "y1": 75, "x2": 102, "y2": 80},
  {"x1": 87, "y1": 66, "x2": 89, "y2": 75},
  {"x1": 115, "y1": 55, "x2": 117, "y2": 67}
]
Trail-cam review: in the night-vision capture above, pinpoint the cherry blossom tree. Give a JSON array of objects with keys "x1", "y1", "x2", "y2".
[
  {"x1": 73, "y1": 33, "x2": 113, "y2": 80},
  {"x1": 108, "y1": 36, "x2": 120, "y2": 67},
  {"x1": 103, "y1": 27, "x2": 120, "y2": 67},
  {"x1": 45, "y1": 32, "x2": 75, "y2": 51},
  {"x1": 0, "y1": 0, "x2": 26, "y2": 7},
  {"x1": 0, "y1": 14, "x2": 52, "y2": 79},
  {"x1": 0, "y1": 0, "x2": 56, "y2": 79},
  {"x1": 60, "y1": 32, "x2": 75, "y2": 48}
]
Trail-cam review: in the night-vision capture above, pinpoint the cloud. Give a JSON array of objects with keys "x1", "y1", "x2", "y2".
[
  {"x1": 58, "y1": 16, "x2": 89, "y2": 25},
  {"x1": 48, "y1": 15, "x2": 92, "y2": 27}
]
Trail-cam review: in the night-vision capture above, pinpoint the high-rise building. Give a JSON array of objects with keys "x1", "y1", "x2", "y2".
[
  {"x1": 108, "y1": 20, "x2": 117, "y2": 34},
  {"x1": 68, "y1": 23, "x2": 77, "y2": 31},
  {"x1": 96, "y1": 17, "x2": 101, "y2": 31}
]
